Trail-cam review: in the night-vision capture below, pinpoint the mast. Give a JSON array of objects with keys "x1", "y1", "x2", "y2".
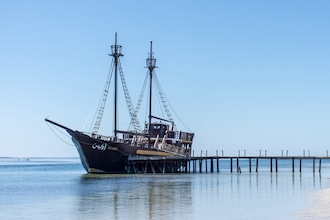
[
  {"x1": 146, "y1": 41, "x2": 157, "y2": 146},
  {"x1": 110, "y1": 33, "x2": 123, "y2": 137}
]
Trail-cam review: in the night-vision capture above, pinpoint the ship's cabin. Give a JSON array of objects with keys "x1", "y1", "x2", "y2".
[{"x1": 148, "y1": 123, "x2": 174, "y2": 138}]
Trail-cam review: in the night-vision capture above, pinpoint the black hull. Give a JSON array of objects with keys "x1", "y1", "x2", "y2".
[
  {"x1": 68, "y1": 130, "x2": 183, "y2": 173},
  {"x1": 68, "y1": 130, "x2": 131, "y2": 173},
  {"x1": 45, "y1": 119, "x2": 190, "y2": 173}
]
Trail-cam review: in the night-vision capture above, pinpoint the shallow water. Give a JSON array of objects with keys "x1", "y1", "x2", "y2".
[{"x1": 0, "y1": 158, "x2": 329, "y2": 219}]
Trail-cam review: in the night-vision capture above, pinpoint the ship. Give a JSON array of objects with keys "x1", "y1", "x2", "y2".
[{"x1": 45, "y1": 33, "x2": 194, "y2": 173}]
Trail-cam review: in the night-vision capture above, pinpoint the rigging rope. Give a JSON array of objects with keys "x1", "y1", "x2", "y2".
[
  {"x1": 154, "y1": 76, "x2": 166, "y2": 120},
  {"x1": 118, "y1": 61, "x2": 142, "y2": 131},
  {"x1": 128, "y1": 72, "x2": 148, "y2": 131},
  {"x1": 90, "y1": 59, "x2": 115, "y2": 134},
  {"x1": 153, "y1": 72, "x2": 173, "y2": 121},
  {"x1": 46, "y1": 122, "x2": 75, "y2": 146},
  {"x1": 153, "y1": 73, "x2": 193, "y2": 133}
]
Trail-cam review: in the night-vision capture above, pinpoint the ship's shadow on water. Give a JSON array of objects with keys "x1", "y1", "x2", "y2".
[{"x1": 75, "y1": 173, "x2": 194, "y2": 219}]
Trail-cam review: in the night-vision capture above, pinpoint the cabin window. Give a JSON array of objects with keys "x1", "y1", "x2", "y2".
[{"x1": 149, "y1": 124, "x2": 169, "y2": 138}]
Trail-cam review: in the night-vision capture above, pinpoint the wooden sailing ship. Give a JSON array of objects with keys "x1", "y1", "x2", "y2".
[{"x1": 46, "y1": 33, "x2": 194, "y2": 173}]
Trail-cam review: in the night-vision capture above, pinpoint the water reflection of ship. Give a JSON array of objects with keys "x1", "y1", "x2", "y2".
[
  {"x1": 77, "y1": 175, "x2": 193, "y2": 219},
  {"x1": 46, "y1": 33, "x2": 194, "y2": 173}
]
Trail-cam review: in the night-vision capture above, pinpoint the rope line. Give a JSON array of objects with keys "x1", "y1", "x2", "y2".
[{"x1": 46, "y1": 122, "x2": 75, "y2": 146}]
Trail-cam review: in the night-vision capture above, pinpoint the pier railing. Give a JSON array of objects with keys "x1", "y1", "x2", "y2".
[{"x1": 191, "y1": 149, "x2": 330, "y2": 158}]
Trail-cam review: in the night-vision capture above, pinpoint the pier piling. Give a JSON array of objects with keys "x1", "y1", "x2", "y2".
[
  {"x1": 276, "y1": 159, "x2": 278, "y2": 172},
  {"x1": 292, "y1": 158, "x2": 294, "y2": 172},
  {"x1": 211, "y1": 158, "x2": 214, "y2": 173},
  {"x1": 256, "y1": 158, "x2": 259, "y2": 172},
  {"x1": 236, "y1": 158, "x2": 240, "y2": 173}
]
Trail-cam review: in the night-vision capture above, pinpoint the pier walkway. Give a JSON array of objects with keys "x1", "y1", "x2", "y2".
[{"x1": 127, "y1": 150, "x2": 330, "y2": 174}]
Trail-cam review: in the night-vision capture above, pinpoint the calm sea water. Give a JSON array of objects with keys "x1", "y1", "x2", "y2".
[{"x1": 1, "y1": 157, "x2": 330, "y2": 220}]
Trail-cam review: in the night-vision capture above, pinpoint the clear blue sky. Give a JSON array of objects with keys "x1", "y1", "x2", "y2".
[{"x1": 1, "y1": 1, "x2": 330, "y2": 157}]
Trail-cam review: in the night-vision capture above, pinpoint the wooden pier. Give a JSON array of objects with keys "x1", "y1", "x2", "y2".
[{"x1": 127, "y1": 153, "x2": 330, "y2": 174}]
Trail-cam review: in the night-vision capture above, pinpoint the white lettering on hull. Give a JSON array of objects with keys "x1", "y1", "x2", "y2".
[{"x1": 92, "y1": 143, "x2": 107, "y2": 151}]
